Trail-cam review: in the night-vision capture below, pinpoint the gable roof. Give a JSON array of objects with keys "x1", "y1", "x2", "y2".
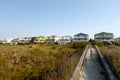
[
  {"x1": 74, "y1": 33, "x2": 88, "y2": 37},
  {"x1": 95, "y1": 32, "x2": 113, "y2": 36}
]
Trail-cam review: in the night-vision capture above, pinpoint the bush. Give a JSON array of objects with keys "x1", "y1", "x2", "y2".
[
  {"x1": 94, "y1": 42, "x2": 104, "y2": 47},
  {"x1": 71, "y1": 42, "x2": 89, "y2": 49},
  {"x1": 108, "y1": 45, "x2": 117, "y2": 49},
  {"x1": 100, "y1": 46, "x2": 120, "y2": 79},
  {"x1": 0, "y1": 42, "x2": 3, "y2": 45},
  {"x1": 51, "y1": 45, "x2": 57, "y2": 49},
  {"x1": 0, "y1": 44, "x2": 85, "y2": 80}
]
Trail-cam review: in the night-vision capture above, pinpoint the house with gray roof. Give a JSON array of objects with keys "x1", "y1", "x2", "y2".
[{"x1": 94, "y1": 32, "x2": 114, "y2": 42}]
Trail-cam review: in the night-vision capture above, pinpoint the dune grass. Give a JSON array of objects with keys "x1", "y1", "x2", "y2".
[
  {"x1": 100, "y1": 45, "x2": 120, "y2": 80},
  {"x1": 0, "y1": 42, "x2": 88, "y2": 80}
]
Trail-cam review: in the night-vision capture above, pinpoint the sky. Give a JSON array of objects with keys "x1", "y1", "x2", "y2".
[{"x1": 0, "y1": 0, "x2": 120, "y2": 39}]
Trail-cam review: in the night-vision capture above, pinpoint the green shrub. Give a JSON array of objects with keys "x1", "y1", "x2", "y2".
[
  {"x1": 108, "y1": 45, "x2": 117, "y2": 49},
  {"x1": 0, "y1": 42, "x2": 3, "y2": 45},
  {"x1": 51, "y1": 45, "x2": 57, "y2": 49},
  {"x1": 95, "y1": 42, "x2": 104, "y2": 47},
  {"x1": 29, "y1": 48, "x2": 44, "y2": 56},
  {"x1": 71, "y1": 42, "x2": 89, "y2": 49}
]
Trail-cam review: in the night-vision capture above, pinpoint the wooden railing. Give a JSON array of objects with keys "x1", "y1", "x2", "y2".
[
  {"x1": 70, "y1": 45, "x2": 90, "y2": 80},
  {"x1": 94, "y1": 45, "x2": 118, "y2": 80},
  {"x1": 70, "y1": 45, "x2": 118, "y2": 80}
]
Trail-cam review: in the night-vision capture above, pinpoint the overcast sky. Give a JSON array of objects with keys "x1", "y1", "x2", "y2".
[{"x1": 0, "y1": 0, "x2": 120, "y2": 39}]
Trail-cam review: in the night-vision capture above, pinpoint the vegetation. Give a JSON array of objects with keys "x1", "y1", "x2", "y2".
[
  {"x1": 90, "y1": 40, "x2": 120, "y2": 79},
  {"x1": 71, "y1": 42, "x2": 90, "y2": 49},
  {"x1": 99, "y1": 46, "x2": 120, "y2": 80},
  {"x1": 115, "y1": 37, "x2": 120, "y2": 46},
  {"x1": 30, "y1": 37, "x2": 36, "y2": 44},
  {"x1": 0, "y1": 42, "x2": 88, "y2": 80}
]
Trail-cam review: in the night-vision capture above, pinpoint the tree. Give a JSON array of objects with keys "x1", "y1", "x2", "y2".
[{"x1": 30, "y1": 37, "x2": 36, "y2": 44}]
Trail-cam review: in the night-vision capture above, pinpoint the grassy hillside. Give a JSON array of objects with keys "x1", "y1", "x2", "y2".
[
  {"x1": 0, "y1": 42, "x2": 88, "y2": 80},
  {"x1": 100, "y1": 46, "x2": 120, "y2": 80}
]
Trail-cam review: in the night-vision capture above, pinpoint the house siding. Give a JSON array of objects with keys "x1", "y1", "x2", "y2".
[
  {"x1": 74, "y1": 33, "x2": 89, "y2": 42},
  {"x1": 58, "y1": 36, "x2": 73, "y2": 44},
  {"x1": 47, "y1": 35, "x2": 60, "y2": 44},
  {"x1": 94, "y1": 32, "x2": 114, "y2": 41}
]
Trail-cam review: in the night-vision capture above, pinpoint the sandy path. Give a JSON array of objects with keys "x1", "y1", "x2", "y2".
[{"x1": 79, "y1": 47, "x2": 106, "y2": 80}]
